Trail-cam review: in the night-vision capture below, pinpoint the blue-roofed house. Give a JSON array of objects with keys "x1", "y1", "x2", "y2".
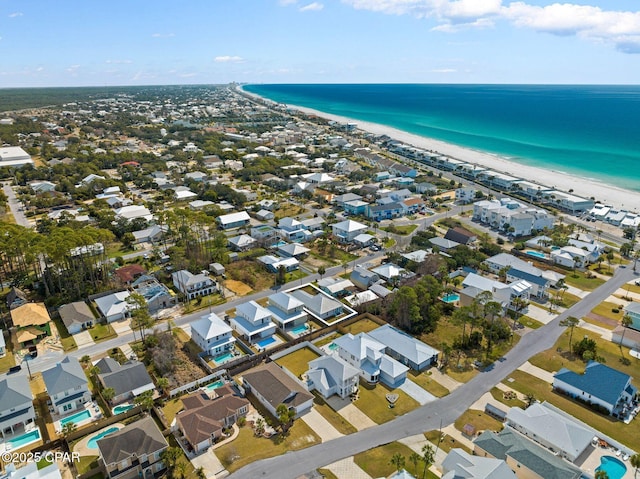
[
  {"x1": 623, "y1": 302, "x2": 640, "y2": 331},
  {"x1": 229, "y1": 301, "x2": 276, "y2": 344},
  {"x1": 132, "y1": 275, "x2": 176, "y2": 312},
  {"x1": 367, "y1": 324, "x2": 439, "y2": 371},
  {"x1": 0, "y1": 375, "x2": 36, "y2": 438},
  {"x1": 306, "y1": 355, "x2": 360, "y2": 399},
  {"x1": 42, "y1": 357, "x2": 91, "y2": 417},
  {"x1": 552, "y1": 361, "x2": 637, "y2": 416},
  {"x1": 266, "y1": 292, "x2": 307, "y2": 330}
]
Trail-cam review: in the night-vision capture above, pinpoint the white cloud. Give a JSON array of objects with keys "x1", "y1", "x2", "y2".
[
  {"x1": 105, "y1": 59, "x2": 133, "y2": 64},
  {"x1": 8, "y1": 12, "x2": 23, "y2": 18},
  {"x1": 300, "y1": 2, "x2": 324, "y2": 11},
  {"x1": 279, "y1": 0, "x2": 297, "y2": 5},
  {"x1": 341, "y1": 0, "x2": 640, "y2": 53},
  {"x1": 151, "y1": 33, "x2": 175, "y2": 38},
  {"x1": 431, "y1": 68, "x2": 457, "y2": 73},
  {"x1": 214, "y1": 55, "x2": 245, "y2": 63}
]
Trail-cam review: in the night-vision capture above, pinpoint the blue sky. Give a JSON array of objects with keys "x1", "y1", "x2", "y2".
[{"x1": 1, "y1": 0, "x2": 639, "y2": 87}]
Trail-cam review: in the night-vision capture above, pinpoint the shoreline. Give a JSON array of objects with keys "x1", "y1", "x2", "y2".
[{"x1": 240, "y1": 86, "x2": 639, "y2": 214}]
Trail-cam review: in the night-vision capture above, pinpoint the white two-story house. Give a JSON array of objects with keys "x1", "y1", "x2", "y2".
[
  {"x1": 190, "y1": 312, "x2": 235, "y2": 357},
  {"x1": 42, "y1": 357, "x2": 91, "y2": 417},
  {"x1": 172, "y1": 270, "x2": 216, "y2": 300},
  {"x1": 229, "y1": 301, "x2": 276, "y2": 344},
  {"x1": 306, "y1": 355, "x2": 360, "y2": 399},
  {"x1": 0, "y1": 375, "x2": 36, "y2": 438},
  {"x1": 266, "y1": 292, "x2": 307, "y2": 330}
]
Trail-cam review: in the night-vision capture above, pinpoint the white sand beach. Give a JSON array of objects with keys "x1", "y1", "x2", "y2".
[{"x1": 243, "y1": 87, "x2": 639, "y2": 213}]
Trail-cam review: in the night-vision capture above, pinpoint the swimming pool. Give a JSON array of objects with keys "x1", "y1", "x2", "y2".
[
  {"x1": 442, "y1": 294, "x2": 460, "y2": 303},
  {"x1": 205, "y1": 380, "x2": 225, "y2": 391},
  {"x1": 112, "y1": 404, "x2": 134, "y2": 415},
  {"x1": 87, "y1": 427, "x2": 120, "y2": 449},
  {"x1": 256, "y1": 336, "x2": 276, "y2": 348},
  {"x1": 596, "y1": 456, "x2": 627, "y2": 479},
  {"x1": 213, "y1": 352, "x2": 234, "y2": 364},
  {"x1": 60, "y1": 409, "x2": 91, "y2": 427},
  {"x1": 328, "y1": 342, "x2": 338, "y2": 351},
  {"x1": 8, "y1": 429, "x2": 41, "y2": 449},
  {"x1": 525, "y1": 250, "x2": 546, "y2": 259},
  {"x1": 291, "y1": 324, "x2": 309, "y2": 335}
]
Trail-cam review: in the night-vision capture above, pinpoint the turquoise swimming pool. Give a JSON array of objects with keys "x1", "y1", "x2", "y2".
[
  {"x1": 596, "y1": 456, "x2": 627, "y2": 479},
  {"x1": 256, "y1": 336, "x2": 276, "y2": 348},
  {"x1": 442, "y1": 294, "x2": 460, "y2": 303},
  {"x1": 60, "y1": 409, "x2": 91, "y2": 427},
  {"x1": 8, "y1": 429, "x2": 41, "y2": 449},
  {"x1": 112, "y1": 404, "x2": 134, "y2": 415},
  {"x1": 205, "y1": 380, "x2": 225, "y2": 391},
  {"x1": 87, "y1": 427, "x2": 119, "y2": 449},
  {"x1": 291, "y1": 324, "x2": 309, "y2": 335},
  {"x1": 525, "y1": 250, "x2": 546, "y2": 259},
  {"x1": 328, "y1": 342, "x2": 338, "y2": 351},
  {"x1": 213, "y1": 352, "x2": 234, "y2": 364}
]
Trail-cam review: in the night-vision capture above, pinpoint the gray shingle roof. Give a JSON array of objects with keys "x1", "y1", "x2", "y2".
[
  {"x1": 41, "y1": 357, "x2": 87, "y2": 396},
  {"x1": 97, "y1": 416, "x2": 168, "y2": 465},
  {"x1": 243, "y1": 362, "x2": 313, "y2": 410},
  {"x1": 59, "y1": 301, "x2": 95, "y2": 328},
  {"x1": 97, "y1": 360, "x2": 153, "y2": 396},
  {"x1": 0, "y1": 375, "x2": 33, "y2": 410}
]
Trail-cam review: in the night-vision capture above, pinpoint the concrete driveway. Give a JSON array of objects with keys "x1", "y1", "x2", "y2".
[
  {"x1": 326, "y1": 397, "x2": 377, "y2": 431},
  {"x1": 324, "y1": 458, "x2": 372, "y2": 479},
  {"x1": 111, "y1": 319, "x2": 132, "y2": 335},
  {"x1": 301, "y1": 408, "x2": 343, "y2": 442},
  {"x1": 192, "y1": 449, "x2": 226, "y2": 479},
  {"x1": 73, "y1": 331, "x2": 95, "y2": 348},
  {"x1": 399, "y1": 379, "x2": 436, "y2": 405}
]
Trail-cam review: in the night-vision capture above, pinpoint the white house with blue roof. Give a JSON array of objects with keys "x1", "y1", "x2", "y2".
[
  {"x1": 552, "y1": 361, "x2": 637, "y2": 416},
  {"x1": 190, "y1": 312, "x2": 235, "y2": 357},
  {"x1": 42, "y1": 357, "x2": 91, "y2": 416},
  {"x1": 266, "y1": 292, "x2": 307, "y2": 330},
  {"x1": 368, "y1": 324, "x2": 439, "y2": 371},
  {"x1": 229, "y1": 301, "x2": 276, "y2": 344}
]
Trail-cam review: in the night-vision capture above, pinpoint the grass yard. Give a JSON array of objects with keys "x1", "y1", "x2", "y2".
[
  {"x1": 183, "y1": 294, "x2": 225, "y2": 313},
  {"x1": 503, "y1": 370, "x2": 640, "y2": 450},
  {"x1": 285, "y1": 269, "x2": 307, "y2": 283},
  {"x1": 88, "y1": 323, "x2": 117, "y2": 342},
  {"x1": 216, "y1": 421, "x2": 321, "y2": 473},
  {"x1": 314, "y1": 332, "x2": 342, "y2": 347},
  {"x1": 549, "y1": 291, "x2": 581, "y2": 309},
  {"x1": 340, "y1": 317, "x2": 382, "y2": 335},
  {"x1": 425, "y1": 430, "x2": 471, "y2": 454},
  {"x1": 274, "y1": 203, "x2": 307, "y2": 220},
  {"x1": 355, "y1": 382, "x2": 420, "y2": 424},
  {"x1": 226, "y1": 260, "x2": 274, "y2": 292},
  {"x1": 308, "y1": 242, "x2": 358, "y2": 266},
  {"x1": 313, "y1": 395, "x2": 358, "y2": 435},
  {"x1": 0, "y1": 335, "x2": 16, "y2": 373},
  {"x1": 354, "y1": 442, "x2": 433, "y2": 478},
  {"x1": 563, "y1": 271, "x2": 605, "y2": 291},
  {"x1": 52, "y1": 318, "x2": 77, "y2": 351},
  {"x1": 408, "y1": 371, "x2": 450, "y2": 397},
  {"x1": 490, "y1": 387, "x2": 526, "y2": 408},
  {"x1": 383, "y1": 238, "x2": 396, "y2": 248},
  {"x1": 454, "y1": 409, "x2": 504, "y2": 435},
  {"x1": 381, "y1": 224, "x2": 418, "y2": 235},
  {"x1": 275, "y1": 347, "x2": 321, "y2": 379},
  {"x1": 580, "y1": 315, "x2": 616, "y2": 330},
  {"x1": 161, "y1": 398, "x2": 185, "y2": 423},
  {"x1": 528, "y1": 326, "x2": 640, "y2": 380},
  {"x1": 75, "y1": 456, "x2": 99, "y2": 475},
  {"x1": 590, "y1": 301, "x2": 625, "y2": 322},
  {"x1": 518, "y1": 316, "x2": 544, "y2": 330}
]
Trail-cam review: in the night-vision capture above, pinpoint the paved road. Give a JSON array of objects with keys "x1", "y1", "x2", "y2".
[
  {"x1": 226, "y1": 265, "x2": 638, "y2": 479},
  {"x1": 2, "y1": 181, "x2": 30, "y2": 227}
]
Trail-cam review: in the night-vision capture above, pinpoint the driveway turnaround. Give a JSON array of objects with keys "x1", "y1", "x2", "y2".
[
  {"x1": 399, "y1": 379, "x2": 437, "y2": 405},
  {"x1": 301, "y1": 409, "x2": 344, "y2": 442}
]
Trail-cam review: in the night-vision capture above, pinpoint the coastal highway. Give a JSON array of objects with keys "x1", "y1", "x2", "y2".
[{"x1": 227, "y1": 264, "x2": 638, "y2": 479}]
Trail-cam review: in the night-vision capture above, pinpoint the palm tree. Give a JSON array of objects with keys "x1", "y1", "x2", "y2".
[
  {"x1": 276, "y1": 403, "x2": 295, "y2": 434},
  {"x1": 254, "y1": 417, "x2": 266, "y2": 436},
  {"x1": 409, "y1": 452, "x2": 421, "y2": 476},
  {"x1": 160, "y1": 447, "x2": 181, "y2": 476},
  {"x1": 421, "y1": 444, "x2": 435, "y2": 479},
  {"x1": 595, "y1": 470, "x2": 609, "y2": 479},
  {"x1": 134, "y1": 389, "x2": 154, "y2": 413},
  {"x1": 317, "y1": 265, "x2": 326, "y2": 279},
  {"x1": 619, "y1": 314, "x2": 632, "y2": 353},
  {"x1": 559, "y1": 316, "x2": 579, "y2": 355},
  {"x1": 389, "y1": 453, "x2": 405, "y2": 472},
  {"x1": 102, "y1": 387, "x2": 115, "y2": 404},
  {"x1": 157, "y1": 377, "x2": 170, "y2": 398},
  {"x1": 629, "y1": 453, "x2": 640, "y2": 478},
  {"x1": 195, "y1": 467, "x2": 207, "y2": 479},
  {"x1": 61, "y1": 422, "x2": 77, "y2": 437}
]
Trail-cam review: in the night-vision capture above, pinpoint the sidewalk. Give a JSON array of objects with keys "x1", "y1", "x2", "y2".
[
  {"x1": 517, "y1": 361, "x2": 555, "y2": 384},
  {"x1": 578, "y1": 320, "x2": 613, "y2": 341}
]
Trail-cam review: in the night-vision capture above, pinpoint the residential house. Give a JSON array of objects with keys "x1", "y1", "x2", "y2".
[
  {"x1": 277, "y1": 243, "x2": 310, "y2": 259},
  {"x1": 401, "y1": 250, "x2": 430, "y2": 265},
  {"x1": 429, "y1": 237, "x2": 460, "y2": 252},
  {"x1": 333, "y1": 332, "x2": 408, "y2": 387},
  {"x1": 331, "y1": 219, "x2": 368, "y2": 243},
  {"x1": 94, "y1": 291, "x2": 133, "y2": 323},
  {"x1": 172, "y1": 270, "x2": 216, "y2": 300},
  {"x1": 266, "y1": 292, "x2": 307, "y2": 330},
  {"x1": 0, "y1": 375, "x2": 35, "y2": 438},
  {"x1": 241, "y1": 362, "x2": 314, "y2": 418},
  {"x1": 114, "y1": 205, "x2": 153, "y2": 223},
  {"x1": 114, "y1": 264, "x2": 146, "y2": 285},
  {"x1": 251, "y1": 225, "x2": 278, "y2": 246},
  {"x1": 229, "y1": 301, "x2": 276, "y2": 344},
  {"x1": 317, "y1": 277, "x2": 355, "y2": 297},
  {"x1": 217, "y1": 211, "x2": 251, "y2": 230},
  {"x1": 291, "y1": 290, "x2": 344, "y2": 321},
  {"x1": 95, "y1": 358, "x2": 155, "y2": 405},
  {"x1": 278, "y1": 217, "x2": 311, "y2": 243},
  {"x1": 0, "y1": 146, "x2": 33, "y2": 168},
  {"x1": 333, "y1": 192, "x2": 363, "y2": 207},
  {"x1": 306, "y1": 355, "x2": 360, "y2": 399},
  {"x1": 371, "y1": 264, "x2": 409, "y2": 285},
  {"x1": 455, "y1": 187, "x2": 477, "y2": 204},
  {"x1": 442, "y1": 448, "x2": 516, "y2": 479},
  {"x1": 552, "y1": 361, "x2": 637, "y2": 416},
  {"x1": 473, "y1": 428, "x2": 582, "y2": 479},
  {"x1": 6, "y1": 287, "x2": 28, "y2": 310},
  {"x1": 0, "y1": 462, "x2": 62, "y2": 479},
  {"x1": 444, "y1": 227, "x2": 477, "y2": 246},
  {"x1": 131, "y1": 225, "x2": 167, "y2": 245},
  {"x1": 505, "y1": 402, "x2": 593, "y2": 462},
  {"x1": 551, "y1": 245, "x2": 593, "y2": 268},
  {"x1": 11, "y1": 303, "x2": 51, "y2": 347},
  {"x1": 484, "y1": 253, "x2": 554, "y2": 300},
  {"x1": 343, "y1": 200, "x2": 369, "y2": 216},
  {"x1": 189, "y1": 200, "x2": 215, "y2": 211},
  {"x1": 368, "y1": 324, "x2": 439, "y2": 371},
  {"x1": 255, "y1": 209, "x2": 275, "y2": 221},
  {"x1": 0, "y1": 331, "x2": 5, "y2": 358},
  {"x1": 353, "y1": 233, "x2": 375, "y2": 248},
  {"x1": 544, "y1": 190, "x2": 594, "y2": 214},
  {"x1": 623, "y1": 302, "x2": 640, "y2": 331},
  {"x1": 228, "y1": 234, "x2": 257, "y2": 252},
  {"x1": 42, "y1": 357, "x2": 91, "y2": 416},
  {"x1": 132, "y1": 275, "x2": 176, "y2": 312},
  {"x1": 258, "y1": 255, "x2": 299, "y2": 273},
  {"x1": 350, "y1": 267, "x2": 380, "y2": 290},
  {"x1": 175, "y1": 389, "x2": 249, "y2": 454},
  {"x1": 190, "y1": 312, "x2": 235, "y2": 357},
  {"x1": 300, "y1": 217, "x2": 325, "y2": 232},
  {"x1": 366, "y1": 202, "x2": 404, "y2": 221},
  {"x1": 460, "y1": 273, "x2": 531, "y2": 313},
  {"x1": 58, "y1": 302, "x2": 96, "y2": 335},
  {"x1": 96, "y1": 416, "x2": 168, "y2": 479}
]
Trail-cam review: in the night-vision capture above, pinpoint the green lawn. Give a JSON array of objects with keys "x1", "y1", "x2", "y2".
[
  {"x1": 285, "y1": 269, "x2": 308, "y2": 283},
  {"x1": 549, "y1": 291, "x2": 581, "y2": 308},
  {"x1": 76, "y1": 455, "x2": 99, "y2": 475},
  {"x1": 490, "y1": 387, "x2": 526, "y2": 408},
  {"x1": 383, "y1": 238, "x2": 396, "y2": 248},
  {"x1": 0, "y1": 336, "x2": 16, "y2": 373},
  {"x1": 425, "y1": 430, "x2": 471, "y2": 454},
  {"x1": 408, "y1": 371, "x2": 450, "y2": 397},
  {"x1": 503, "y1": 370, "x2": 640, "y2": 450},
  {"x1": 183, "y1": 294, "x2": 226, "y2": 313},
  {"x1": 381, "y1": 224, "x2": 418, "y2": 235},
  {"x1": 52, "y1": 318, "x2": 77, "y2": 351},
  {"x1": 88, "y1": 323, "x2": 118, "y2": 342},
  {"x1": 454, "y1": 409, "x2": 504, "y2": 435},
  {"x1": 314, "y1": 332, "x2": 342, "y2": 347},
  {"x1": 563, "y1": 271, "x2": 606, "y2": 291},
  {"x1": 354, "y1": 382, "x2": 420, "y2": 424},
  {"x1": 215, "y1": 422, "x2": 321, "y2": 473},
  {"x1": 313, "y1": 395, "x2": 357, "y2": 435},
  {"x1": 308, "y1": 242, "x2": 359, "y2": 266},
  {"x1": 518, "y1": 316, "x2": 544, "y2": 330},
  {"x1": 161, "y1": 398, "x2": 185, "y2": 423},
  {"x1": 341, "y1": 318, "x2": 382, "y2": 335},
  {"x1": 590, "y1": 301, "x2": 625, "y2": 322},
  {"x1": 354, "y1": 442, "x2": 437, "y2": 478},
  {"x1": 275, "y1": 347, "x2": 321, "y2": 379}
]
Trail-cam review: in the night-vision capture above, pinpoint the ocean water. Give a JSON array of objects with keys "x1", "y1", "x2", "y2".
[{"x1": 243, "y1": 84, "x2": 640, "y2": 192}]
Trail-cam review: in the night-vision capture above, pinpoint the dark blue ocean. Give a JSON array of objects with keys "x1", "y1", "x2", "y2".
[{"x1": 243, "y1": 84, "x2": 640, "y2": 192}]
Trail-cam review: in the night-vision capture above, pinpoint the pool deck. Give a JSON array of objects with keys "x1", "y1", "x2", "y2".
[
  {"x1": 0, "y1": 425, "x2": 42, "y2": 454},
  {"x1": 73, "y1": 423, "x2": 125, "y2": 457},
  {"x1": 55, "y1": 401, "x2": 102, "y2": 434},
  {"x1": 576, "y1": 444, "x2": 635, "y2": 478}
]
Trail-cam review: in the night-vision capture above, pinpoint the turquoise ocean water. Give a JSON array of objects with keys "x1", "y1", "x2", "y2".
[{"x1": 243, "y1": 84, "x2": 640, "y2": 192}]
